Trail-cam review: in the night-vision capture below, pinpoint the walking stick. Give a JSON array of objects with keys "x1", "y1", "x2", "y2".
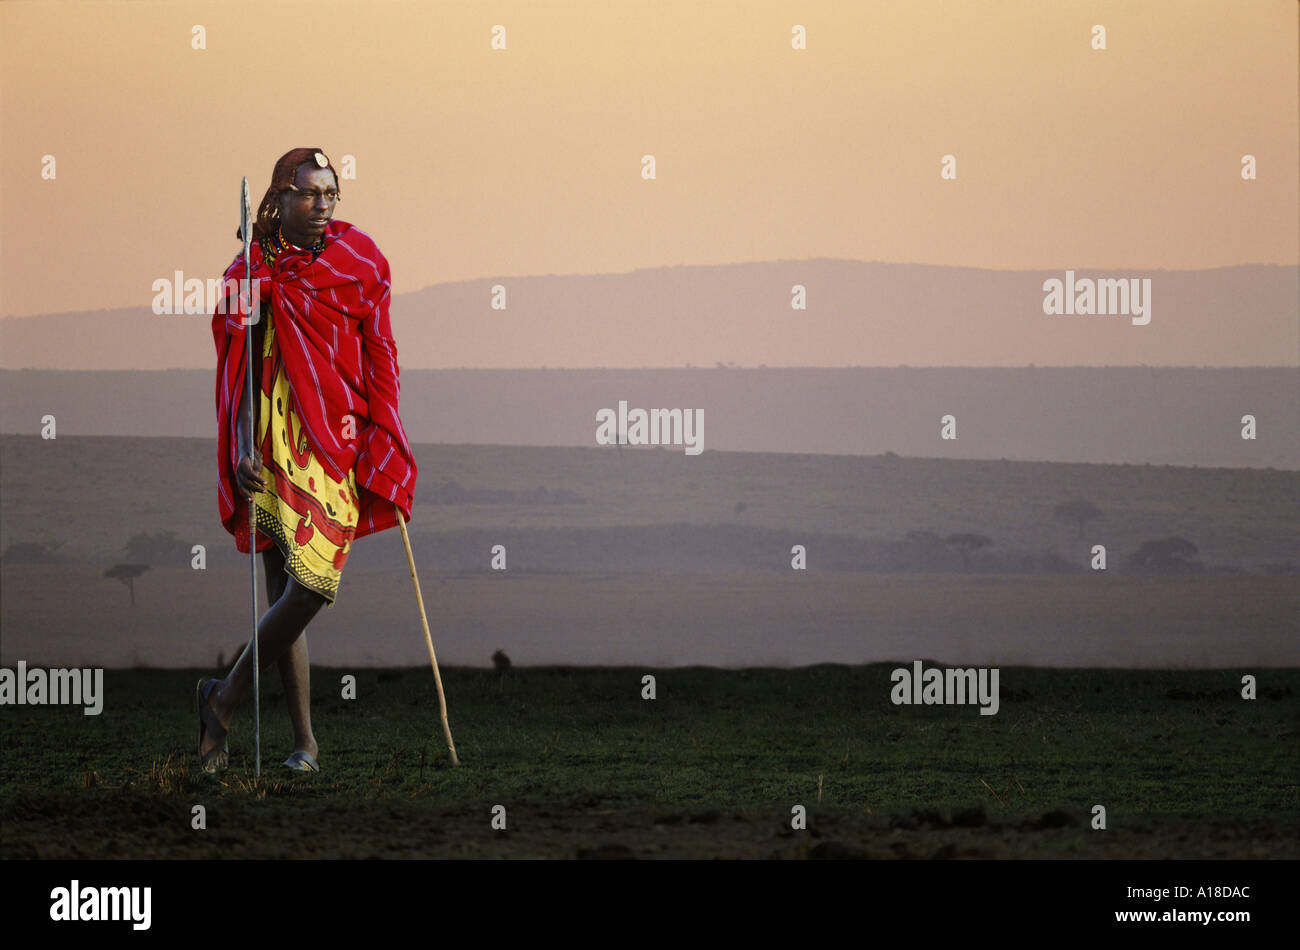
[
  {"x1": 396, "y1": 508, "x2": 459, "y2": 765},
  {"x1": 240, "y1": 177, "x2": 261, "y2": 779}
]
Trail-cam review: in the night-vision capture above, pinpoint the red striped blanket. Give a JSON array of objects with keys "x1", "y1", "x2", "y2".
[{"x1": 212, "y1": 220, "x2": 417, "y2": 549}]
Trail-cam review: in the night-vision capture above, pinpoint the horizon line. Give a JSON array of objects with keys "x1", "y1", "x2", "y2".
[
  {"x1": 2, "y1": 257, "x2": 1297, "y2": 321},
  {"x1": 3, "y1": 364, "x2": 1299, "y2": 373},
  {"x1": 0, "y1": 433, "x2": 1294, "y2": 473}
]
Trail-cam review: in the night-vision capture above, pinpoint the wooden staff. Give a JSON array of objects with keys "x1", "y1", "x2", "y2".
[{"x1": 396, "y1": 509, "x2": 459, "y2": 765}]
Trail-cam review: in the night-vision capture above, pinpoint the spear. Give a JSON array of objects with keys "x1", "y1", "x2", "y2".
[{"x1": 240, "y1": 177, "x2": 261, "y2": 779}]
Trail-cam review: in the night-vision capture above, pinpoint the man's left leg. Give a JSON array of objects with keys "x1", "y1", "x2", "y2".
[
  {"x1": 264, "y1": 546, "x2": 319, "y2": 766},
  {"x1": 278, "y1": 634, "x2": 318, "y2": 765}
]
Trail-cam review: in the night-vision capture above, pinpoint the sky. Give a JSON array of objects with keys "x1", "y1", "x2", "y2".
[{"x1": 1, "y1": 0, "x2": 1296, "y2": 357}]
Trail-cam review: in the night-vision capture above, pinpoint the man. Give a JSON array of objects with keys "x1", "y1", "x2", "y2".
[{"x1": 199, "y1": 147, "x2": 418, "y2": 773}]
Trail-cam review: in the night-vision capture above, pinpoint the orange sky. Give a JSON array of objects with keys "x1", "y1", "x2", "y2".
[{"x1": 1, "y1": 0, "x2": 1296, "y2": 324}]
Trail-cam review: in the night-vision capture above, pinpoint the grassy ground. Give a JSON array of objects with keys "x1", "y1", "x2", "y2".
[{"x1": 1, "y1": 665, "x2": 1295, "y2": 859}]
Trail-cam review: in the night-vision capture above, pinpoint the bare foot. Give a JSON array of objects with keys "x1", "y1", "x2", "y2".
[{"x1": 197, "y1": 680, "x2": 231, "y2": 770}]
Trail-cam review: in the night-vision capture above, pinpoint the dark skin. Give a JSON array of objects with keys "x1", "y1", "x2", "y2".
[
  {"x1": 279, "y1": 163, "x2": 340, "y2": 248},
  {"x1": 201, "y1": 162, "x2": 342, "y2": 766},
  {"x1": 234, "y1": 161, "x2": 340, "y2": 494}
]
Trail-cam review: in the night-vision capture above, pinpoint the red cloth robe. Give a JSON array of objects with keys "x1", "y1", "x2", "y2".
[{"x1": 213, "y1": 220, "x2": 417, "y2": 554}]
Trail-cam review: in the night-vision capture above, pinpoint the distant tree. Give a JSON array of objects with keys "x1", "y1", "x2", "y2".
[
  {"x1": 1, "y1": 540, "x2": 65, "y2": 564},
  {"x1": 122, "y1": 531, "x2": 186, "y2": 565},
  {"x1": 1036, "y1": 550, "x2": 1079, "y2": 574},
  {"x1": 906, "y1": 530, "x2": 942, "y2": 545},
  {"x1": 433, "y1": 479, "x2": 468, "y2": 504},
  {"x1": 1261, "y1": 562, "x2": 1299, "y2": 577},
  {"x1": 105, "y1": 563, "x2": 150, "y2": 605},
  {"x1": 946, "y1": 533, "x2": 992, "y2": 571},
  {"x1": 904, "y1": 530, "x2": 946, "y2": 569},
  {"x1": 1128, "y1": 537, "x2": 1202, "y2": 574},
  {"x1": 1053, "y1": 499, "x2": 1104, "y2": 538}
]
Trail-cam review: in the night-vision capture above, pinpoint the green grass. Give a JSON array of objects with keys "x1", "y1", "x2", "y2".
[{"x1": 2, "y1": 665, "x2": 1295, "y2": 859}]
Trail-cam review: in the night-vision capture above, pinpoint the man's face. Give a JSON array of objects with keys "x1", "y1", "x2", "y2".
[{"x1": 278, "y1": 164, "x2": 339, "y2": 246}]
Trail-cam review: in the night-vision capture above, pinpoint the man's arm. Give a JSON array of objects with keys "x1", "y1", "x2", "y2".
[
  {"x1": 235, "y1": 383, "x2": 250, "y2": 459},
  {"x1": 235, "y1": 313, "x2": 265, "y2": 461}
]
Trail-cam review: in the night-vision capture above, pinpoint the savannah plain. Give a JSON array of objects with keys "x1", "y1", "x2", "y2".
[{"x1": 1, "y1": 436, "x2": 1296, "y2": 858}]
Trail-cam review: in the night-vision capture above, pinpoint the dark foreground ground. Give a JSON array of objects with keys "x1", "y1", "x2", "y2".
[{"x1": 1, "y1": 665, "x2": 1295, "y2": 859}]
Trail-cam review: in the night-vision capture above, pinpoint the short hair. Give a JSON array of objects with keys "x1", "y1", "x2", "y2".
[{"x1": 237, "y1": 147, "x2": 341, "y2": 243}]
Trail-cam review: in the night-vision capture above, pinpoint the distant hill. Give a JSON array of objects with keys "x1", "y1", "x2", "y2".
[
  {"x1": 1, "y1": 261, "x2": 1295, "y2": 369},
  {"x1": 1, "y1": 366, "x2": 1296, "y2": 468},
  {"x1": 3, "y1": 435, "x2": 1297, "y2": 574},
  {"x1": 2, "y1": 436, "x2": 1295, "y2": 668}
]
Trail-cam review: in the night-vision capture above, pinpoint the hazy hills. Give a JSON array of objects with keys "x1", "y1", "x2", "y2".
[
  {"x1": 2, "y1": 261, "x2": 1296, "y2": 370},
  {"x1": 1, "y1": 366, "x2": 1295, "y2": 468},
  {"x1": 2, "y1": 436, "x2": 1296, "y2": 667}
]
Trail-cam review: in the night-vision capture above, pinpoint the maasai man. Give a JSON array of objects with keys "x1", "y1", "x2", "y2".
[{"x1": 198, "y1": 147, "x2": 418, "y2": 773}]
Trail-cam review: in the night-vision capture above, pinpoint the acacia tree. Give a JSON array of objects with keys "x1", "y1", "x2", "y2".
[
  {"x1": 892, "y1": 530, "x2": 949, "y2": 571},
  {"x1": 1053, "y1": 499, "x2": 1104, "y2": 538},
  {"x1": 0, "y1": 541, "x2": 64, "y2": 563},
  {"x1": 1128, "y1": 537, "x2": 1201, "y2": 574},
  {"x1": 105, "y1": 563, "x2": 150, "y2": 606},
  {"x1": 123, "y1": 531, "x2": 185, "y2": 564},
  {"x1": 946, "y1": 533, "x2": 991, "y2": 572}
]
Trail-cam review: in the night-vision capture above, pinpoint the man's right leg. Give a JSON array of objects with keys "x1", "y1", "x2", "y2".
[
  {"x1": 277, "y1": 635, "x2": 318, "y2": 761},
  {"x1": 261, "y1": 546, "x2": 319, "y2": 762},
  {"x1": 200, "y1": 546, "x2": 325, "y2": 758},
  {"x1": 262, "y1": 544, "x2": 290, "y2": 608}
]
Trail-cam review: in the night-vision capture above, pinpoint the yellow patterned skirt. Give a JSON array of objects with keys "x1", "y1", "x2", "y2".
[{"x1": 252, "y1": 307, "x2": 359, "y2": 608}]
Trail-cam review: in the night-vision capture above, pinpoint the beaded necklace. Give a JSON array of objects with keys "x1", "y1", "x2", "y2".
[{"x1": 261, "y1": 226, "x2": 326, "y2": 267}]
